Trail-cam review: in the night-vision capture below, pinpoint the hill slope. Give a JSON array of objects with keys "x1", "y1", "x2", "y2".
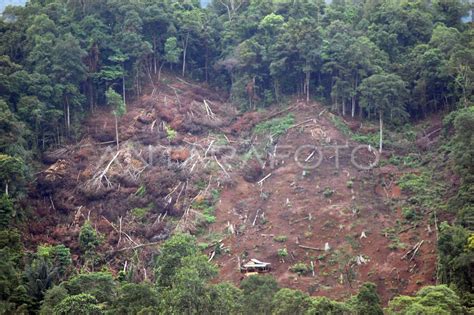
[
  {"x1": 25, "y1": 75, "x2": 437, "y2": 303},
  {"x1": 211, "y1": 102, "x2": 437, "y2": 303}
]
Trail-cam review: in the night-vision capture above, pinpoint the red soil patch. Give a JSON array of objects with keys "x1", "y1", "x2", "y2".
[{"x1": 210, "y1": 102, "x2": 437, "y2": 304}]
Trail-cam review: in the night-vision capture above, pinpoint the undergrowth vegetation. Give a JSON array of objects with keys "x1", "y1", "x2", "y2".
[{"x1": 254, "y1": 114, "x2": 295, "y2": 138}]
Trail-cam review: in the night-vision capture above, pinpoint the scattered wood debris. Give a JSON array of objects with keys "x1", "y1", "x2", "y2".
[{"x1": 401, "y1": 240, "x2": 424, "y2": 261}]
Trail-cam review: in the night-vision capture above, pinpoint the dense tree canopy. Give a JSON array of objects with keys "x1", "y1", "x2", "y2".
[{"x1": 0, "y1": 0, "x2": 470, "y2": 156}]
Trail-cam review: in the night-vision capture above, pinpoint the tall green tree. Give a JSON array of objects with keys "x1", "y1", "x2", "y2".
[
  {"x1": 51, "y1": 33, "x2": 86, "y2": 134},
  {"x1": 161, "y1": 254, "x2": 218, "y2": 314},
  {"x1": 154, "y1": 233, "x2": 198, "y2": 289},
  {"x1": 351, "y1": 282, "x2": 384, "y2": 315},
  {"x1": 54, "y1": 294, "x2": 102, "y2": 315},
  {"x1": 271, "y1": 288, "x2": 312, "y2": 315},
  {"x1": 386, "y1": 284, "x2": 463, "y2": 314},
  {"x1": 240, "y1": 275, "x2": 279, "y2": 315},
  {"x1": 105, "y1": 87, "x2": 126, "y2": 151},
  {"x1": 359, "y1": 73, "x2": 408, "y2": 152},
  {"x1": 112, "y1": 283, "x2": 160, "y2": 314}
]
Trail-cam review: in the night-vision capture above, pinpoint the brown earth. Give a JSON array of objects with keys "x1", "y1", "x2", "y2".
[
  {"x1": 23, "y1": 74, "x2": 437, "y2": 304},
  {"x1": 208, "y1": 102, "x2": 437, "y2": 304},
  {"x1": 24, "y1": 73, "x2": 240, "y2": 272}
]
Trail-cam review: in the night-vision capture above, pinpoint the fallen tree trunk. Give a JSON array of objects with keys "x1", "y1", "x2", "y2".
[
  {"x1": 108, "y1": 242, "x2": 161, "y2": 254},
  {"x1": 298, "y1": 245, "x2": 324, "y2": 251}
]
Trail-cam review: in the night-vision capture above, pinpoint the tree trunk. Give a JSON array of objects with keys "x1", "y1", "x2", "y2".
[
  {"x1": 379, "y1": 110, "x2": 383, "y2": 153},
  {"x1": 306, "y1": 72, "x2": 310, "y2": 103},
  {"x1": 205, "y1": 40, "x2": 209, "y2": 83},
  {"x1": 122, "y1": 64, "x2": 126, "y2": 107},
  {"x1": 351, "y1": 96, "x2": 355, "y2": 117},
  {"x1": 115, "y1": 115, "x2": 120, "y2": 151},
  {"x1": 342, "y1": 99, "x2": 346, "y2": 116},
  {"x1": 158, "y1": 62, "x2": 165, "y2": 81},
  {"x1": 88, "y1": 78, "x2": 94, "y2": 112},
  {"x1": 182, "y1": 33, "x2": 189, "y2": 77},
  {"x1": 274, "y1": 80, "x2": 280, "y2": 102},
  {"x1": 65, "y1": 96, "x2": 70, "y2": 134},
  {"x1": 351, "y1": 73, "x2": 358, "y2": 117},
  {"x1": 153, "y1": 35, "x2": 157, "y2": 75}
]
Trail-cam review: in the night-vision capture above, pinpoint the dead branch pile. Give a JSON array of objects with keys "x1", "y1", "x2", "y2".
[
  {"x1": 42, "y1": 147, "x2": 72, "y2": 164},
  {"x1": 80, "y1": 147, "x2": 149, "y2": 197},
  {"x1": 37, "y1": 160, "x2": 70, "y2": 191}
]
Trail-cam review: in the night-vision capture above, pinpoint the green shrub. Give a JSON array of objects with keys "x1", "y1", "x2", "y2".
[
  {"x1": 389, "y1": 154, "x2": 421, "y2": 168},
  {"x1": 402, "y1": 207, "x2": 419, "y2": 220},
  {"x1": 290, "y1": 263, "x2": 309, "y2": 275},
  {"x1": 277, "y1": 248, "x2": 288, "y2": 257},
  {"x1": 197, "y1": 242, "x2": 210, "y2": 250},
  {"x1": 165, "y1": 125, "x2": 177, "y2": 140},
  {"x1": 202, "y1": 213, "x2": 216, "y2": 224},
  {"x1": 79, "y1": 221, "x2": 101, "y2": 253},
  {"x1": 193, "y1": 191, "x2": 221, "y2": 225},
  {"x1": 37, "y1": 244, "x2": 72, "y2": 276},
  {"x1": 323, "y1": 187, "x2": 335, "y2": 198},
  {"x1": 397, "y1": 172, "x2": 445, "y2": 210},
  {"x1": 351, "y1": 133, "x2": 380, "y2": 147}
]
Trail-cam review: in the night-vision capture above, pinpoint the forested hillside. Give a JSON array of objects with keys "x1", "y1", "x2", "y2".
[{"x1": 0, "y1": 0, "x2": 472, "y2": 314}]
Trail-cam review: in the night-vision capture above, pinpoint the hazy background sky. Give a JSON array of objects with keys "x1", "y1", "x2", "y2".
[{"x1": 1, "y1": 0, "x2": 26, "y2": 13}]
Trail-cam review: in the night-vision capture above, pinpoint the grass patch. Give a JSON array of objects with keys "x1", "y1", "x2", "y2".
[
  {"x1": 351, "y1": 133, "x2": 380, "y2": 147},
  {"x1": 193, "y1": 189, "x2": 221, "y2": 225},
  {"x1": 397, "y1": 172, "x2": 446, "y2": 211},
  {"x1": 254, "y1": 114, "x2": 295, "y2": 137},
  {"x1": 382, "y1": 227, "x2": 406, "y2": 250},
  {"x1": 388, "y1": 154, "x2": 421, "y2": 168},
  {"x1": 331, "y1": 115, "x2": 351, "y2": 136},
  {"x1": 131, "y1": 203, "x2": 154, "y2": 221}
]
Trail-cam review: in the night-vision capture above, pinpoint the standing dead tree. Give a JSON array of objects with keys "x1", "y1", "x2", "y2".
[{"x1": 88, "y1": 151, "x2": 121, "y2": 189}]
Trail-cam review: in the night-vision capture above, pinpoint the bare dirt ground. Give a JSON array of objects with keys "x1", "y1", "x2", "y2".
[
  {"x1": 23, "y1": 75, "x2": 437, "y2": 303},
  {"x1": 209, "y1": 102, "x2": 437, "y2": 303}
]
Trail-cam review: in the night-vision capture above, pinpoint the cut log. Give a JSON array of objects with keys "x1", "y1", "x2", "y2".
[
  {"x1": 298, "y1": 245, "x2": 324, "y2": 251},
  {"x1": 401, "y1": 240, "x2": 424, "y2": 261},
  {"x1": 109, "y1": 242, "x2": 161, "y2": 253},
  {"x1": 290, "y1": 215, "x2": 310, "y2": 225},
  {"x1": 252, "y1": 209, "x2": 261, "y2": 226},
  {"x1": 257, "y1": 173, "x2": 272, "y2": 186}
]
